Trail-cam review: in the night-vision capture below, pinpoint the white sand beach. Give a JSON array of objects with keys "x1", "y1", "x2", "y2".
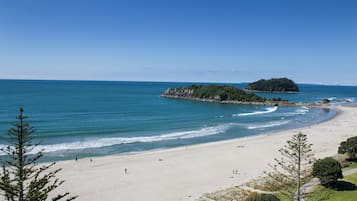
[{"x1": 55, "y1": 106, "x2": 357, "y2": 201}]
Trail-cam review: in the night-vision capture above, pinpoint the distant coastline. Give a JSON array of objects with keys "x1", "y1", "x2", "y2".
[
  {"x1": 244, "y1": 89, "x2": 300, "y2": 94},
  {"x1": 161, "y1": 94, "x2": 329, "y2": 108},
  {"x1": 161, "y1": 84, "x2": 325, "y2": 107},
  {"x1": 161, "y1": 94, "x2": 287, "y2": 106}
]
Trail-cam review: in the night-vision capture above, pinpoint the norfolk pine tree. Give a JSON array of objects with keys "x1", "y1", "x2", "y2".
[
  {"x1": 0, "y1": 107, "x2": 77, "y2": 201},
  {"x1": 265, "y1": 132, "x2": 314, "y2": 201}
]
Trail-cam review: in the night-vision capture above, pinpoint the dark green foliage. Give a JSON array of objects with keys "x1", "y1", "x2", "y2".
[
  {"x1": 312, "y1": 157, "x2": 343, "y2": 187},
  {"x1": 190, "y1": 85, "x2": 266, "y2": 102},
  {"x1": 338, "y1": 136, "x2": 357, "y2": 160},
  {"x1": 245, "y1": 78, "x2": 299, "y2": 92},
  {"x1": 163, "y1": 84, "x2": 267, "y2": 102},
  {"x1": 245, "y1": 192, "x2": 280, "y2": 201},
  {"x1": 0, "y1": 107, "x2": 77, "y2": 201}
]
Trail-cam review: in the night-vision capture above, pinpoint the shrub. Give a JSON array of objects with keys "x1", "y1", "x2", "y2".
[
  {"x1": 245, "y1": 192, "x2": 280, "y2": 201},
  {"x1": 338, "y1": 136, "x2": 357, "y2": 160},
  {"x1": 312, "y1": 157, "x2": 343, "y2": 187}
]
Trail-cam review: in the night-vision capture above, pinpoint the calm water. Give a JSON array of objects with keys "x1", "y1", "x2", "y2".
[{"x1": 0, "y1": 80, "x2": 355, "y2": 161}]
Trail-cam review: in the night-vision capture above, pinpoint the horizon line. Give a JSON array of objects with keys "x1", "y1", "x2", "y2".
[{"x1": 0, "y1": 78, "x2": 356, "y2": 87}]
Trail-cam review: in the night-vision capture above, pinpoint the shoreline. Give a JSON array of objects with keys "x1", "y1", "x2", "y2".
[
  {"x1": 52, "y1": 105, "x2": 356, "y2": 201},
  {"x1": 46, "y1": 104, "x2": 335, "y2": 163},
  {"x1": 53, "y1": 107, "x2": 337, "y2": 163},
  {"x1": 161, "y1": 94, "x2": 327, "y2": 107},
  {"x1": 243, "y1": 89, "x2": 300, "y2": 94}
]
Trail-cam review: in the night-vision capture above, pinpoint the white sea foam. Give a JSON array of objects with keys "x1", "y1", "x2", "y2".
[
  {"x1": 0, "y1": 124, "x2": 233, "y2": 154},
  {"x1": 295, "y1": 107, "x2": 309, "y2": 115},
  {"x1": 345, "y1": 98, "x2": 355, "y2": 103},
  {"x1": 327, "y1": 97, "x2": 337, "y2": 101},
  {"x1": 247, "y1": 120, "x2": 290, "y2": 130},
  {"x1": 232, "y1": 106, "x2": 278, "y2": 117},
  {"x1": 283, "y1": 107, "x2": 309, "y2": 116},
  {"x1": 329, "y1": 97, "x2": 356, "y2": 105}
]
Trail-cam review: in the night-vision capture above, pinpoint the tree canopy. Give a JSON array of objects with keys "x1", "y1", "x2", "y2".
[
  {"x1": 312, "y1": 157, "x2": 343, "y2": 187},
  {"x1": 338, "y1": 136, "x2": 357, "y2": 160},
  {"x1": 245, "y1": 78, "x2": 299, "y2": 92},
  {"x1": 163, "y1": 84, "x2": 275, "y2": 102},
  {"x1": 0, "y1": 107, "x2": 77, "y2": 201}
]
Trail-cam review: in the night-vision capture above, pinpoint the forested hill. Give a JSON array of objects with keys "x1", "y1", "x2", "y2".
[
  {"x1": 161, "y1": 84, "x2": 286, "y2": 104},
  {"x1": 245, "y1": 78, "x2": 299, "y2": 92}
]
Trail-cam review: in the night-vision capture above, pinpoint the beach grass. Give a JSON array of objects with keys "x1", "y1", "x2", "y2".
[{"x1": 308, "y1": 172, "x2": 357, "y2": 201}]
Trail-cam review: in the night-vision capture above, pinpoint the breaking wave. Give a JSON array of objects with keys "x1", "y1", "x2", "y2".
[
  {"x1": 0, "y1": 124, "x2": 233, "y2": 154},
  {"x1": 233, "y1": 106, "x2": 278, "y2": 117},
  {"x1": 247, "y1": 120, "x2": 290, "y2": 130}
]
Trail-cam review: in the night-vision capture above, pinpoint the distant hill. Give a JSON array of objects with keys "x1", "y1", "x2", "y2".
[
  {"x1": 245, "y1": 78, "x2": 299, "y2": 92},
  {"x1": 161, "y1": 84, "x2": 289, "y2": 105}
]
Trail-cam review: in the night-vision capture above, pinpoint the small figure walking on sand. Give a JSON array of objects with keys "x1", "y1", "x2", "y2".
[
  {"x1": 124, "y1": 168, "x2": 128, "y2": 174},
  {"x1": 75, "y1": 157, "x2": 78, "y2": 161},
  {"x1": 90, "y1": 158, "x2": 93, "y2": 162},
  {"x1": 232, "y1": 169, "x2": 239, "y2": 175}
]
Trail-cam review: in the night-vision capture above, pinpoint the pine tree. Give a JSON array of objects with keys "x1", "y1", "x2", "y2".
[
  {"x1": 0, "y1": 107, "x2": 77, "y2": 201},
  {"x1": 265, "y1": 132, "x2": 314, "y2": 201}
]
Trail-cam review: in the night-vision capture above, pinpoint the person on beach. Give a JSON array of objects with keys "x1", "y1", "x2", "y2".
[{"x1": 125, "y1": 168, "x2": 128, "y2": 174}]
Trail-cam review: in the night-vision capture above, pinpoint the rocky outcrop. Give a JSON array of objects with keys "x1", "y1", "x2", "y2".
[{"x1": 161, "y1": 85, "x2": 297, "y2": 106}]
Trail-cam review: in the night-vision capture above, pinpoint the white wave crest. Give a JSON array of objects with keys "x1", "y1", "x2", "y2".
[
  {"x1": 233, "y1": 106, "x2": 278, "y2": 117},
  {"x1": 296, "y1": 107, "x2": 309, "y2": 115},
  {"x1": 327, "y1": 97, "x2": 337, "y2": 101},
  {"x1": 247, "y1": 120, "x2": 290, "y2": 130},
  {"x1": 0, "y1": 124, "x2": 233, "y2": 154},
  {"x1": 282, "y1": 107, "x2": 309, "y2": 116},
  {"x1": 345, "y1": 98, "x2": 355, "y2": 103}
]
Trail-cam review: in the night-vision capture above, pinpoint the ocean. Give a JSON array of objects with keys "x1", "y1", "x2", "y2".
[{"x1": 0, "y1": 80, "x2": 356, "y2": 161}]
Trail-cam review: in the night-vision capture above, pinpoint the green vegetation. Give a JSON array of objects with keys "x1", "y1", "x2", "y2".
[
  {"x1": 0, "y1": 107, "x2": 77, "y2": 201},
  {"x1": 338, "y1": 136, "x2": 357, "y2": 160},
  {"x1": 163, "y1": 84, "x2": 267, "y2": 102},
  {"x1": 245, "y1": 78, "x2": 299, "y2": 92},
  {"x1": 162, "y1": 84, "x2": 288, "y2": 103},
  {"x1": 245, "y1": 192, "x2": 280, "y2": 201},
  {"x1": 312, "y1": 157, "x2": 343, "y2": 187},
  {"x1": 309, "y1": 172, "x2": 357, "y2": 201}
]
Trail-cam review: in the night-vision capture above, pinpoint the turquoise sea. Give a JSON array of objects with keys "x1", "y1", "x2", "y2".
[{"x1": 0, "y1": 80, "x2": 356, "y2": 161}]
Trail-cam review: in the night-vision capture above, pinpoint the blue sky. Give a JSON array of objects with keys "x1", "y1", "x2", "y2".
[{"x1": 0, "y1": 0, "x2": 356, "y2": 85}]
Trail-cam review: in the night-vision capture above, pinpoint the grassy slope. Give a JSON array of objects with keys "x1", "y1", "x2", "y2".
[
  {"x1": 343, "y1": 162, "x2": 357, "y2": 171},
  {"x1": 309, "y1": 172, "x2": 357, "y2": 201}
]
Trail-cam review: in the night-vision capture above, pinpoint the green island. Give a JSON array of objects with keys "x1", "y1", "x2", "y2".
[
  {"x1": 245, "y1": 78, "x2": 299, "y2": 92},
  {"x1": 161, "y1": 84, "x2": 288, "y2": 105}
]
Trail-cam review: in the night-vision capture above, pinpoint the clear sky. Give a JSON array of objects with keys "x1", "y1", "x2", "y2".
[{"x1": 0, "y1": 0, "x2": 356, "y2": 85}]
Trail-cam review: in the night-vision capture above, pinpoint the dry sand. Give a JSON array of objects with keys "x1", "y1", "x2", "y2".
[{"x1": 55, "y1": 106, "x2": 357, "y2": 201}]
